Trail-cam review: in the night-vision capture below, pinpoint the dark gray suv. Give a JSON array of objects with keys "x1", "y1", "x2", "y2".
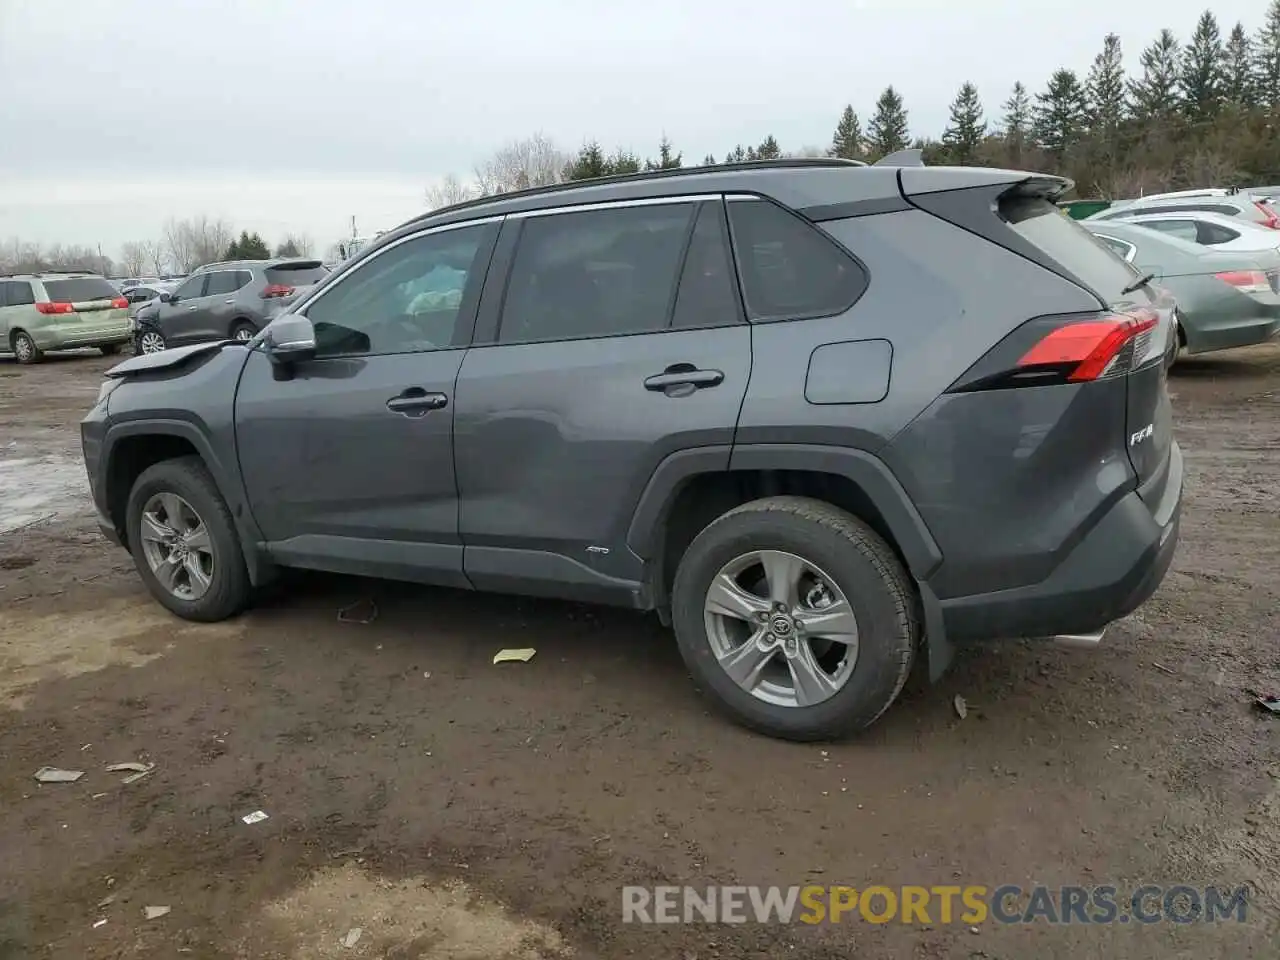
[
  {"x1": 81, "y1": 159, "x2": 1183, "y2": 740},
  {"x1": 132, "y1": 258, "x2": 328, "y2": 353}
]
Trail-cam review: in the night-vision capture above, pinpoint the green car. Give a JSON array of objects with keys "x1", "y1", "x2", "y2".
[
  {"x1": 0, "y1": 273, "x2": 132, "y2": 364},
  {"x1": 1082, "y1": 220, "x2": 1280, "y2": 355}
]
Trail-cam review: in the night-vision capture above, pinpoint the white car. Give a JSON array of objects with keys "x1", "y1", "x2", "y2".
[{"x1": 1115, "y1": 210, "x2": 1280, "y2": 254}]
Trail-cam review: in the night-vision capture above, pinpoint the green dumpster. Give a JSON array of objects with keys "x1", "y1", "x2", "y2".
[{"x1": 1058, "y1": 199, "x2": 1112, "y2": 220}]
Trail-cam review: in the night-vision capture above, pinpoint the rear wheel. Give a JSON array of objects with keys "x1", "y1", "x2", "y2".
[
  {"x1": 230, "y1": 321, "x2": 256, "y2": 342},
  {"x1": 671, "y1": 496, "x2": 917, "y2": 741},
  {"x1": 99, "y1": 343, "x2": 122, "y2": 356},
  {"x1": 11, "y1": 331, "x2": 41, "y2": 365},
  {"x1": 125, "y1": 456, "x2": 252, "y2": 622}
]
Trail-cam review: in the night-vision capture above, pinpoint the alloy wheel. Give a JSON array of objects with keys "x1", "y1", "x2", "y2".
[
  {"x1": 703, "y1": 549, "x2": 859, "y2": 708},
  {"x1": 139, "y1": 332, "x2": 166, "y2": 354},
  {"x1": 138, "y1": 492, "x2": 215, "y2": 601},
  {"x1": 13, "y1": 335, "x2": 33, "y2": 362}
]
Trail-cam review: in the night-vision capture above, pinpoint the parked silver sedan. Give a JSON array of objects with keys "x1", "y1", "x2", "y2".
[{"x1": 1082, "y1": 220, "x2": 1280, "y2": 355}]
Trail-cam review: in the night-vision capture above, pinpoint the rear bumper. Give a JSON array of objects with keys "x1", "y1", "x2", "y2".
[
  {"x1": 938, "y1": 441, "x2": 1182, "y2": 642},
  {"x1": 33, "y1": 320, "x2": 133, "y2": 350},
  {"x1": 1185, "y1": 314, "x2": 1280, "y2": 354}
]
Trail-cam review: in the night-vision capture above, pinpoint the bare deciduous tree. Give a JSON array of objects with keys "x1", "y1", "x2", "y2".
[
  {"x1": 164, "y1": 215, "x2": 234, "y2": 272},
  {"x1": 274, "y1": 233, "x2": 315, "y2": 258},
  {"x1": 140, "y1": 239, "x2": 168, "y2": 276},
  {"x1": 120, "y1": 241, "x2": 148, "y2": 277},
  {"x1": 424, "y1": 173, "x2": 478, "y2": 210},
  {"x1": 473, "y1": 133, "x2": 568, "y2": 195}
]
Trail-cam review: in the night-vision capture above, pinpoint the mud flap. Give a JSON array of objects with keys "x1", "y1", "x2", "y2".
[{"x1": 918, "y1": 580, "x2": 954, "y2": 681}]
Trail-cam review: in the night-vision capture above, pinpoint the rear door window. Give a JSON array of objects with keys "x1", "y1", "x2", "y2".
[
  {"x1": 671, "y1": 203, "x2": 742, "y2": 329},
  {"x1": 498, "y1": 203, "x2": 694, "y2": 343},
  {"x1": 42, "y1": 277, "x2": 119, "y2": 302},
  {"x1": 205, "y1": 271, "x2": 252, "y2": 296},
  {"x1": 726, "y1": 198, "x2": 867, "y2": 321},
  {"x1": 1139, "y1": 220, "x2": 1199, "y2": 243},
  {"x1": 1002, "y1": 196, "x2": 1143, "y2": 302},
  {"x1": 6, "y1": 282, "x2": 34, "y2": 306},
  {"x1": 172, "y1": 275, "x2": 208, "y2": 300}
]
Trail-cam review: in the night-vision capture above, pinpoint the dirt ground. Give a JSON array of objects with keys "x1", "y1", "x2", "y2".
[{"x1": 1, "y1": 346, "x2": 1277, "y2": 960}]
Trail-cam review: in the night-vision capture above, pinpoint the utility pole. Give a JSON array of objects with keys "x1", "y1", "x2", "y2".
[{"x1": 97, "y1": 242, "x2": 106, "y2": 276}]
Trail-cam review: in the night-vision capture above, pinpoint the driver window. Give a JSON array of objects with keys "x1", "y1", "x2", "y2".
[
  {"x1": 173, "y1": 275, "x2": 207, "y2": 300},
  {"x1": 306, "y1": 223, "x2": 494, "y2": 358}
]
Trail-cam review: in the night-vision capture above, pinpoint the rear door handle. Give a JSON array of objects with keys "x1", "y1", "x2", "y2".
[
  {"x1": 644, "y1": 367, "x2": 724, "y2": 391},
  {"x1": 386, "y1": 388, "x2": 448, "y2": 416}
]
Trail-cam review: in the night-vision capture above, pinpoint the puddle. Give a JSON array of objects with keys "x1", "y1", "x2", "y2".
[
  {"x1": 0, "y1": 597, "x2": 244, "y2": 709},
  {"x1": 0, "y1": 454, "x2": 91, "y2": 534},
  {"x1": 254, "y1": 865, "x2": 570, "y2": 959}
]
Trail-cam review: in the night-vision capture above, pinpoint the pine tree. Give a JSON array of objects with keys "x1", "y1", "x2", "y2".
[
  {"x1": 1179, "y1": 11, "x2": 1225, "y2": 123},
  {"x1": 941, "y1": 82, "x2": 985, "y2": 164},
  {"x1": 1001, "y1": 82, "x2": 1032, "y2": 164},
  {"x1": 1086, "y1": 34, "x2": 1126, "y2": 135},
  {"x1": 656, "y1": 136, "x2": 682, "y2": 169},
  {"x1": 1224, "y1": 23, "x2": 1257, "y2": 108},
  {"x1": 606, "y1": 149, "x2": 642, "y2": 176},
  {"x1": 702, "y1": 153, "x2": 716, "y2": 166},
  {"x1": 1255, "y1": 0, "x2": 1280, "y2": 110},
  {"x1": 867, "y1": 86, "x2": 909, "y2": 159},
  {"x1": 756, "y1": 135, "x2": 782, "y2": 160},
  {"x1": 725, "y1": 145, "x2": 747, "y2": 163},
  {"x1": 1129, "y1": 29, "x2": 1181, "y2": 120},
  {"x1": 565, "y1": 142, "x2": 607, "y2": 181},
  {"x1": 224, "y1": 234, "x2": 243, "y2": 260},
  {"x1": 831, "y1": 105, "x2": 863, "y2": 160},
  {"x1": 1033, "y1": 69, "x2": 1088, "y2": 158},
  {"x1": 242, "y1": 232, "x2": 271, "y2": 260}
]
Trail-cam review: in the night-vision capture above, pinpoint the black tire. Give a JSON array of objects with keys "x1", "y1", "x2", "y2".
[
  {"x1": 230, "y1": 321, "x2": 256, "y2": 342},
  {"x1": 125, "y1": 456, "x2": 251, "y2": 622},
  {"x1": 11, "y1": 331, "x2": 41, "y2": 365},
  {"x1": 99, "y1": 343, "x2": 122, "y2": 356},
  {"x1": 671, "y1": 496, "x2": 917, "y2": 741}
]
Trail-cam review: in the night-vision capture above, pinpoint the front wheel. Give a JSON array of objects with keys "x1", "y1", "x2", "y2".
[
  {"x1": 11, "y1": 331, "x2": 42, "y2": 364},
  {"x1": 136, "y1": 330, "x2": 166, "y2": 354},
  {"x1": 230, "y1": 321, "x2": 256, "y2": 342},
  {"x1": 671, "y1": 496, "x2": 917, "y2": 741},
  {"x1": 125, "y1": 456, "x2": 252, "y2": 621}
]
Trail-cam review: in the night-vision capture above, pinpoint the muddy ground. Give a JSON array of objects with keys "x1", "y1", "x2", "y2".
[{"x1": 1, "y1": 346, "x2": 1277, "y2": 960}]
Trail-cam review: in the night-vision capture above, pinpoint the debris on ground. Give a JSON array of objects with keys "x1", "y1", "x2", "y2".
[
  {"x1": 493, "y1": 648, "x2": 536, "y2": 665},
  {"x1": 144, "y1": 906, "x2": 171, "y2": 920},
  {"x1": 92, "y1": 919, "x2": 107, "y2": 929},
  {"x1": 1151, "y1": 662, "x2": 1176, "y2": 675},
  {"x1": 241, "y1": 810, "x2": 269, "y2": 825},
  {"x1": 106, "y1": 761, "x2": 156, "y2": 784},
  {"x1": 1255, "y1": 694, "x2": 1280, "y2": 715},
  {"x1": 337, "y1": 599, "x2": 378, "y2": 624},
  {"x1": 34, "y1": 767, "x2": 84, "y2": 783},
  {"x1": 954, "y1": 695, "x2": 968, "y2": 720},
  {"x1": 97, "y1": 895, "x2": 115, "y2": 908},
  {"x1": 341, "y1": 927, "x2": 363, "y2": 948}
]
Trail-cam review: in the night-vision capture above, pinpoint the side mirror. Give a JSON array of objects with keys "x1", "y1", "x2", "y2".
[
  {"x1": 159, "y1": 292, "x2": 173, "y2": 303},
  {"x1": 265, "y1": 313, "x2": 316, "y2": 365}
]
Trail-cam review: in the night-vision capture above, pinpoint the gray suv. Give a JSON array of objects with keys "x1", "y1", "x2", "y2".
[
  {"x1": 81, "y1": 159, "x2": 1183, "y2": 740},
  {"x1": 132, "y1": 258, "x2": 328, "y2": 353}
]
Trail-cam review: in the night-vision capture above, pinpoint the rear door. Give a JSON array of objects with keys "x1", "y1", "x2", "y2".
[
  {"x1": 203, "y1": 269, "x2": 253, "y2": 338},
  {"x1": 453, "y1": 197, "x2": 751, "y2": 599}
]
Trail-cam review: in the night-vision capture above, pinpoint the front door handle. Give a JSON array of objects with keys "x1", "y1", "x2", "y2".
[
  {"x1": 187, "y1": 305, "x2": 198, "y2": 311},
  {"x1": 644, "y1": 366, "x2": 724, "y2": 392},
  {"x1": 386, "y1": 388, "x2": 448, "y2": 416}
]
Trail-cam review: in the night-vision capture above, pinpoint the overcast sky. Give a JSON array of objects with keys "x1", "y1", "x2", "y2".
[{"x1": 0, "y1": 0, "x2": 1266, "y2": 261}]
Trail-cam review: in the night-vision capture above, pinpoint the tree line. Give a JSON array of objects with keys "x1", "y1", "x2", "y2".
[
  {"x1": 1, "y1": 218, "x2": 315, "y2": 279},
  {"x1": 426, "y1": 4, "x2": 1280, "y2": 206}
]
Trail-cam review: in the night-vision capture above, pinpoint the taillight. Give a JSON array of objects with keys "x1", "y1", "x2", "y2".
[
  {"x1": 260, "y1": 283, "x2": 294, "y2": 299},
  {"x1": 35, "y1": 302, "x2": 75, "y2": 315},
  {"x1": 1215, "y1": 270, "x2": 1270, "y2": 295},
  {"x1": 949, "y1": 308, "x2": 1164, "y2": 393},
  {"x1": 1018, "y1": 310, "x2": 1159, "y2": 382},
  {"x1": 1253, "y1": 201, "x2": 1279, "y2": 229},
  {"x1": 111, "y1": 296, "x2": 128, "y2": 309}
]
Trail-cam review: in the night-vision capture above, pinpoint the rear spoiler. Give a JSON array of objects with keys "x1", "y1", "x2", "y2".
[{"x1": 873, "y1": 149, "x2": 924, "y2": 167}]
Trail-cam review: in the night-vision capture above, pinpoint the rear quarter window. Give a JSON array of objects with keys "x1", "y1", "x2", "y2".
[
  {"x1": 1002, "y1": 197, "x2": 1141, "y2": 302},
  {"x1": 42, "y1": 278, "x2": 120, "y2": 302}
]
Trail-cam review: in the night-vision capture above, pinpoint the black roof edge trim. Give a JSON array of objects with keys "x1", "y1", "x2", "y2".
[{"x1": 800, "y1": 196, "x2": 911, "y2": 221}]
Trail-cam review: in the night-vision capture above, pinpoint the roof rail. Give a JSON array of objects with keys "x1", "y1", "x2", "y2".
[
  {"x1": 873, "y1": 149, "x2": 924, "y2": 167},
  {"x1": 416, "y1": 157, "x2": 869, "y2": 223}
]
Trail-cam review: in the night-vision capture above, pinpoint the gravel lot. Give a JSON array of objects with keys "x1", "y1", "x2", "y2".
[{"x1": 1, "y1": 346, "x2": 1277, "y2": 959}]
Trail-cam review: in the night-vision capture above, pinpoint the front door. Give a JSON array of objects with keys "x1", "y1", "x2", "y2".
[
  {"x1": 158, "y1": 274, "x2": 211, "y2": 344},
  {"x1": 454, "y1": 198, "x2": 751, "y2": 601},
  {"x1": 234, "y1": 220, "x2": 500, "y2": 587}
]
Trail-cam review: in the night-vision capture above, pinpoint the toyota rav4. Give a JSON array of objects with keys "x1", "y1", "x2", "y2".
[{"x1": 80, "y1": 158, "x2": 1182, "y2": 741}]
